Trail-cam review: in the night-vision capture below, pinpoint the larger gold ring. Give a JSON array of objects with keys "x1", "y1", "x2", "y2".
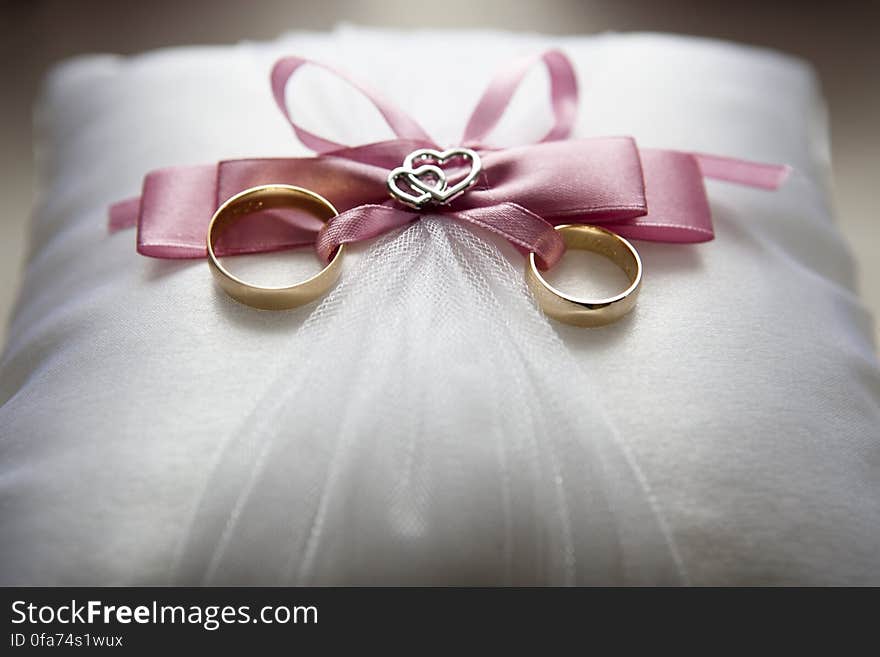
[
  {"x1": 206, "y1": 184, "x2": 343, "y2": 310},
  {"x1": 526, "y1": 224, "x2": 642, "y2": 327}
]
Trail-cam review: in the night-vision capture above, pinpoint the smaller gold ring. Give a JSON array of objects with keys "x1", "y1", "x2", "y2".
[
  {"x1": 526, "y1": 224, "x2": 642, "y2": 327},
  {"x1": 206, "y1": 184, "x2": 343, "y2": 310}
]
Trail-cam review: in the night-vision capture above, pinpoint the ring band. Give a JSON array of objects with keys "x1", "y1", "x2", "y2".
[
  {"x1": 206, "y1": 184, "x2": 343, "y2": 310},
  {"x1": 526, "y1": 224, "x2": 642, "y2": 327}
]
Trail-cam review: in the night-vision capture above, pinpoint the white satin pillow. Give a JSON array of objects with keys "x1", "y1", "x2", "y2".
[{"x1": 1, "y1": 27, "x2": 878, "y2": 585}]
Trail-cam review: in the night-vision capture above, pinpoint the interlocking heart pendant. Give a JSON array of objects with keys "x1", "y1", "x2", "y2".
[{"x1": 387, "y1": 147, "x2": 482, "y2": 209}]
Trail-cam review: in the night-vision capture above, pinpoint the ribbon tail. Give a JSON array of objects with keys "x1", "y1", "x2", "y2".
[
  {"x1": 692, "y1": 152, "x2": 790, "y2": 189},
  {"x1": 127, "y1": 164, "x2": 220, "y2": 258},
  {"x1": 603, "y1": 149, "x2": 715, "y2": 243},
  {"x1": 109, "y1": 197, "x2": 141, "y2": 232},
  {"x1": 599, "y1": 150, "x2": 789, "y2": 243},
  {"x1": 316, "y1": 204, "x2": 417, "y2": 263},
  {"x1": 121, "y1": 163, "x2": 330, "y2": 259},
  {"x1": 451, "y1": 202, "x2": 564, "y2": 270}
]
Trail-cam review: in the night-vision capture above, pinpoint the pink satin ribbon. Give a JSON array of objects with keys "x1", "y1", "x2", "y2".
[{"x1": 109, "y1": 50, "x2": 789, "y2": 269}]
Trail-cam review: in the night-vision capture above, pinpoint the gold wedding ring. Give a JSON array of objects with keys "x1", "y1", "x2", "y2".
[
  {"x1": 526, "y1": 224, "x2": 642, "y2": 327},
  {"x1": 206, "y1": 185, "x2": 343, "y2": 310}
]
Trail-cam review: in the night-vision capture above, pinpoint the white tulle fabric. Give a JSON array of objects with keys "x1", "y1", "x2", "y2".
[
  {"x1": 1, "y1": 27, "x2": 878, "y2": 585},
  {"x1": 174, "y1": 219, "x2": 681, "y2": 585}
]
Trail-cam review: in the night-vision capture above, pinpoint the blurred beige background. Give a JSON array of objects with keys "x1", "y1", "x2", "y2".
[{"x1": 1, "y1": 0, "x2": 877, "y2": 347}]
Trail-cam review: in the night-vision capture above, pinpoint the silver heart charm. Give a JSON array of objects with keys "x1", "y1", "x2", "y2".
[
  {"x1": 387, "y1": 147, "x2": 482, "y2": 209},
  {"x1": 386, "y1": 164, "x2": 448, "y2": 209}
]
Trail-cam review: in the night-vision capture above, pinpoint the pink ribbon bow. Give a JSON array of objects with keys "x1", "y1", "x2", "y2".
[{"x1": 109, "y1": 50, "x2": 789, "y2": 269}]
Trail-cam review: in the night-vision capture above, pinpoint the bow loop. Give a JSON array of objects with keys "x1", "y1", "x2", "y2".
[
  {"x1": 462, "y1": 50, "x2": 579, "y2": 147},
  {"x1": 271, "y1": 56, "x2": 433, "y2": 154},
  {"x1": 110, "y1": 49, "x2": 789, "y2": 272}
]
